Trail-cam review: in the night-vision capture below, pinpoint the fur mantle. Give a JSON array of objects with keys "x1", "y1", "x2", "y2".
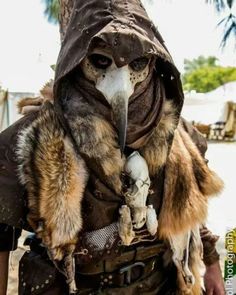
[{"x1": 16, "y1": 97, "x2": 223, "y2": 294}]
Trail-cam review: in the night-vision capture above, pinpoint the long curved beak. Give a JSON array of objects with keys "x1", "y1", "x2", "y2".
[
  {"x1": 96, "y1": 66, "x2": 134, "y2": 154},
  {"x1": 111, "y1": 94, "x2": 128, "y2": 154}
]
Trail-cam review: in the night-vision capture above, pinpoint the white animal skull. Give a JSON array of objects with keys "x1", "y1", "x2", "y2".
[{"x1": 124, "y1": 151, "x2": 151, "y2": 229}]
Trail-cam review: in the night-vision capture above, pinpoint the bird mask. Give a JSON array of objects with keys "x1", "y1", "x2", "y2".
[
  {"x1": 80, "y1": 43, "x2": 152, "y2": 152},
  {"x1": 53, "y1": 0, "x2": 184, "y2": 153}
]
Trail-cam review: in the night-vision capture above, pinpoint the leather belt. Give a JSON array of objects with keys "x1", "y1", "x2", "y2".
[
  {"x1": 77, "y1": 243, "x2": 165, "y2": 275},
  {"x1": 75, "y1": 243, "x2": 165, "y2": 288},
  {"x1": 25, "y1": 234, "x2": 166, "y2": 288},
  {"x1": 77, "y1": 257, "x2": 160, "y2": 288}
]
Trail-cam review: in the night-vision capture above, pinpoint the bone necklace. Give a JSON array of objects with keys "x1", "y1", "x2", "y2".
[{"x1": 118, "y1": 151, "x2": 158, "y2": 246}]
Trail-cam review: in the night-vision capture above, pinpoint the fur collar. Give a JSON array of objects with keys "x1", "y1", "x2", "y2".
[{"x1": 16, "y1": 97, "x2": 223, "y2": 294}]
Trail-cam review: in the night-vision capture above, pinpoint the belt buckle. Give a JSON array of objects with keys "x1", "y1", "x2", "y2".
[{"x1": 119, "y1": 262, "x2": 145, "y2": 285}]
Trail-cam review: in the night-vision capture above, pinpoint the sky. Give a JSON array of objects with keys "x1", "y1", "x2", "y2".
[{"x1": 0, "y1": 0, "x2": 235, "y2": 92}]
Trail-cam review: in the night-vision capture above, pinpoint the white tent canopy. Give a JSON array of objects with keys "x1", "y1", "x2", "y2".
[{"x1": 182, "y1": 81, "x2": 236, "y2": 125}]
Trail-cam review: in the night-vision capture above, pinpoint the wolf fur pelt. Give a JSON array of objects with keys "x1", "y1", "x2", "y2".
[
  {"x1": 16, "y1": 96, "x2": 223, "y2": 294},
  {"x1": 17, "y1": 101, "x2": 88, "y2": 293}
]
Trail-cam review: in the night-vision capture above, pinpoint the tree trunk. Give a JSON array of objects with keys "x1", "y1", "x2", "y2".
[{"x1": 59, "y1": 0, "x2": 74, "y2": 41}]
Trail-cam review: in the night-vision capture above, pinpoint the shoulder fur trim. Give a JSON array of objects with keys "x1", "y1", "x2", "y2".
[
  {"x1": 16, "y1": 102, "x2": 88, "y2": 260},
  {"x1": 158, "y1": 125, "x2": 223, "y2": 238}
]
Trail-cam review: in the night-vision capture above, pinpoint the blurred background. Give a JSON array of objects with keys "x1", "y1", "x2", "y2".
[{"x1": 0, "y1": 0, "x2": 235, "y2": 293}]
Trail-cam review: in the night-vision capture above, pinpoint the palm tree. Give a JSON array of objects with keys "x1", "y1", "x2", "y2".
[
  {"x1": 42, "y1": 0, "x2": 74, "y2": 40},
  {"x1": 42, "y1": 0, "x2": 235, "y2": 47},
  {"x1": 207, "y1": 0, "x2": 236, "y2": 47},
  {"x1": 43, "y1": 0, "x2": 59, "y2": 24}
]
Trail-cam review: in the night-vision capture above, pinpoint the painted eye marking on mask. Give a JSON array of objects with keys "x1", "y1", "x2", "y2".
[
  {"x1": 88, "y1": 54, "x2": 112, "y2": 70},
  {"x1": 129, "y1": 57, "x2": 150, "y2": 85},
  {"x1": 129, "y1": 57, "x2": 149, "y2": 72}
]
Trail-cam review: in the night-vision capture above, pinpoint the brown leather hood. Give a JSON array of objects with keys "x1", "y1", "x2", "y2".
[
  {"x1": 54, "y1": 0, "x2": 184, "y2": 114},
  {"x1": 55, "y1": 0, "x2": 172, "y2": 83}
]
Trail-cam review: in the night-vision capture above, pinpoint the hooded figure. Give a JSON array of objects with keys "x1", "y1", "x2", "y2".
[{"x1": 0, "y1": 0, "x2": 224, "y2": 294}]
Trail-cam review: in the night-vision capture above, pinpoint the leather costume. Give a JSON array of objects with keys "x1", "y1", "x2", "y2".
[{"x1": 0, "y1": 0, "x2": 222, "y2": 294}]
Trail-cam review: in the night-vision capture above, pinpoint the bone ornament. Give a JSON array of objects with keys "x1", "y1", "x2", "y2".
[
  {"x1": 170, "y1": 231, "x2": 195, "y2": 286},
  {"x1": 169, "y1": 227, "x2": 203, "y2": 293},
  {"x1": 123, "y1": 151, "x2": 158, "y2": 236},
  {"x1": 118, "y1": 205, "x2": 136, "y2": 246},
  {"x1": 124, "y1": 151, "x2": 150, "y2": 229},
  {"x1": 146, "y1": 205, "x2": 158, "y2": 236}
]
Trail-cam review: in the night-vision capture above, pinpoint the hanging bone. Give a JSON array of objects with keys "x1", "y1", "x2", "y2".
[
  {"x1": 169, "y1": 231, "x2": 196, "y2": 293},
  {"x1": 146, "y1": 205, "x2": 158, "y2": 236},
  {"x1": 118, "y1": 205, "x2": 136, "y2": 245},
  {"x1": 124, "y1": 151, "x2": 151, "y2": 229}
]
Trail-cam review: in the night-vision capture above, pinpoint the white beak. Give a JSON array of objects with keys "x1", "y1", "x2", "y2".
[{"x1": 96, "y1": 66, "x2": 134, "y2": 153}]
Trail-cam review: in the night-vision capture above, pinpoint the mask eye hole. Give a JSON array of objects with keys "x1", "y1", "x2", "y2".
[
  {"x1": 129, "y1": 57, "x2": 149, "y2": 72},
  {"x1": 89, "y1": 54, "x2": 112, "y2": 69}
]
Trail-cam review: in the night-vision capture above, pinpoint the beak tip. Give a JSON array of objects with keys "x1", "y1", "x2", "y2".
[
  {"x1": 120, "y1": 145, "x2": 125, "y2": 156},
  {"x1": 119, "y1": 136, "x2": 126, "y2": 156}
]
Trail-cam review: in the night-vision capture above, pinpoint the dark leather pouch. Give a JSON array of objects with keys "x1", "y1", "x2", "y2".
[{"x1": 18, "y1": 251, "x2": 57, "y2": 295}]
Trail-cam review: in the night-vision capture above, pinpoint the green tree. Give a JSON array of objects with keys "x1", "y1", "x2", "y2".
[
  {"x1": 184, "y1": 56, "x2": 219, "y2": 73},
  {"x1": 207, "y1": 0, "x2": 236, "y2": 47},
  {"x1": 43, "y1": 0, "x2": 59, "y2": 24},
  {"x1": 42, "y1": 0, "x2": 74, "y2": 41},
  {"x1": 183, "y1": 58, "x2": 236, "y2": 92}
]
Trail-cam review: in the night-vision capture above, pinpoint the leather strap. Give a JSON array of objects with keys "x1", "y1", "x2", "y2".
[
  {"x1": 77, "y1": 257, "x2": 160, "y2": 288},
  {"x1": 77, "y1": 243, "x2": 165, "y2": 275}
]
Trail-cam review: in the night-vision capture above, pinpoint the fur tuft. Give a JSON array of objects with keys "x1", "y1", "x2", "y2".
[
  {"x1": 17, "y1": 97, "x2": 44, "y2": 115},
  {"x1": 17, "y1": 80, "x2": 54, "y2": 115},
  {"x1": 39, "y1": 79, "x2": 54, "y2": 101}
]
